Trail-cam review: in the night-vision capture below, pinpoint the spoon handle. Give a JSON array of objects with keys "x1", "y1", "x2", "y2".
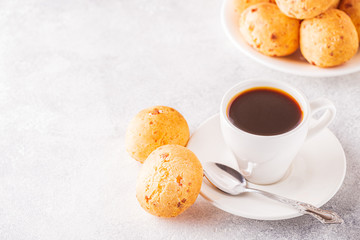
[{"x1": 246, "y1": 187, "x2": 343, "y2": 224}]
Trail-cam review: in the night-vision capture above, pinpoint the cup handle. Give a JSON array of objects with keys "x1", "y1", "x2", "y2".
[{"x1": 307, "y1": 98, "x2": 336, "y2": 139}]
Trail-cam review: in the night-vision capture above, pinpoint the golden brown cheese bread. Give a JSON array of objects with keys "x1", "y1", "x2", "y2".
[
  {"x1": 234, "y1": 0, "x2": 275, "y2": 14},
  {"x1": 275, "y1": 0, "x2": 339, "y2": 19},
  {"x1": 125, "y1": 106, "x2": 189, "y2": 163},
  {"x1": 339, "y1": 0, "x2": 360, "y2": 42},
  {"x1": 300, "y1": 9, "x2": 359, "y2": 67},
  {"x1": 239, "y1": 3, "x2": 300, "y2": 57},
  {"x1": 136, "y1": 145, "x2": 203, "y2": 217}
]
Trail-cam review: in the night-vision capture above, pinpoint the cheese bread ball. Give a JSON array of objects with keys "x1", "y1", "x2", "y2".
[
  {"x1": 339, "y1": 0, "x2": 360, "y2": 41},
  {"x1": 234, "y1": 0, "x2": 275, "y2": 15},
  {"x1": 136, "y1": 145, "x2": 203, "y2": 217},
  {"x1": 239, "y1": 3, "x2": 300, "y2": 57},
  {"x1": 300, "y1": 9, "x2": 359, "y2": 67},
  {"x1": 275, "y1": 0, "x2": 339, "y2": 19},
  {"x1": 125, "y1": 106, "x2": 189, "y2": 163}
]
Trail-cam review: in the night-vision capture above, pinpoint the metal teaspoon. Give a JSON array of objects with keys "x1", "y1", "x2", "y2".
[{"x1": 203, "y1": 162, "x2": 343, "y2": 224}]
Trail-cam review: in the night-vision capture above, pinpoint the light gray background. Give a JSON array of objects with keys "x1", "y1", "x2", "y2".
[{"x1": 0, "y1": 0, "x2": 359, "y2": 239}]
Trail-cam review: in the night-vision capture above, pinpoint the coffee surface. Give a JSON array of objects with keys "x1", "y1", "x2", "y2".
[{"x1": 227, "y1": 87, "x2": 302, "y2": 136}]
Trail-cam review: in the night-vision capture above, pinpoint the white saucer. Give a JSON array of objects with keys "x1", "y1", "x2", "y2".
[
  {"x1": 221, "y1": 0, "x2": 360, "y2": 77},
  {"x1": 187, "y1": 114, "x2": 346, "y2": 220}
]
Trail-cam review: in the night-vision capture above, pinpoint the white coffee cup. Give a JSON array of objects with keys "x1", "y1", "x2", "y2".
[{"x1": 220, "y1": 80, "x2": 336, "y2": 185}]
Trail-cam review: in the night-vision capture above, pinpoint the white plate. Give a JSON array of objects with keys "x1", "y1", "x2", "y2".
[
  {"x1": 221, "y1": 0, "x2": 360, "y2": 77},
  {"x1": 187, "y1": 114, "x2": 346, "y2": 220}
]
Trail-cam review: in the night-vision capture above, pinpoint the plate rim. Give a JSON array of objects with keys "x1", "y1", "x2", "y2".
[
  {"x1": 189, "y1": 114, "x2": 347, "y2": 220},
  {"x1": 220, "y1": 0, "x2": 360, "y2": 77}
]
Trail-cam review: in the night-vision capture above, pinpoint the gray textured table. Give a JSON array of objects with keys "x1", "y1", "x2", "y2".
[{"x1": 1, "y1": 0, "x2": 359, "y2": 239}]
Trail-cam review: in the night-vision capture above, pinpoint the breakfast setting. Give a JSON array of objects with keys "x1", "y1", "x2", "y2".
[{"x1": 2, "y1": 0, "x2": 360, "y2": 239}]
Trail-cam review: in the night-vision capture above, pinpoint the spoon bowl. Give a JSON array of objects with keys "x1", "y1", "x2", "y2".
[{"x1": 204, "y1": 162, "x2": 247, "y2": 195}]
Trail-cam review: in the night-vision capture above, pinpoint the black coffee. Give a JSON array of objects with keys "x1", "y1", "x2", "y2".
[{"x1": 227, "y1": 87, "x2": 303, "y2": 136}]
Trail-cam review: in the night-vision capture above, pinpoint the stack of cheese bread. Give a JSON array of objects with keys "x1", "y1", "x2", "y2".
[{"x1": 126, "y1": 106, "x2": 203, "y2": 218}]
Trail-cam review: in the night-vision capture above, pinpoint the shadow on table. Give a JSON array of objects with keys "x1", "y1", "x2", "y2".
[{"x1": 158, "y1": 194, "x2": 354, "y2": 235}]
